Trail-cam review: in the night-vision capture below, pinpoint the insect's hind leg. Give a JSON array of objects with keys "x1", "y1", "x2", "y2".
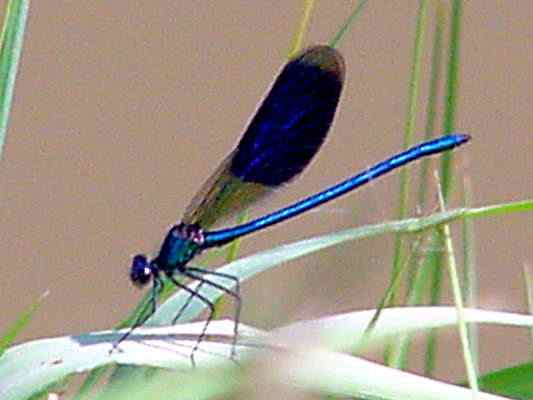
[
  {"x1": 185, "y1": 267, "x2": 241, "y2": 359},
  {"x1": 172, "y1": 280, "x2": 205, "y2": 324},
  {"x1": 168, "y1": 275, "x2": 215, "y2": 368}
]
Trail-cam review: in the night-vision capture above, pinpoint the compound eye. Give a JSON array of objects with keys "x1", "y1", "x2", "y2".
[{"x1": 129, "y1": 254, "x2": 151, "y2": 287}]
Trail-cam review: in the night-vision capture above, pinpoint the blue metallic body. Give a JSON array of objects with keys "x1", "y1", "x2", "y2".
[
  {"x1": 136, "y1": 134, "x2": 470, "y2": 284},
  {"x1": 123, "y1": 44, "x2": 471, "y2": 364},
  {"x1": 203, "y1": 134, "x2": 470, "y2": 247}
]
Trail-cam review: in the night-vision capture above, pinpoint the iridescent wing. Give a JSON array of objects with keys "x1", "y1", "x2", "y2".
[{"x1": 182, "y1": 45, "x2": 345, "y2": 229}]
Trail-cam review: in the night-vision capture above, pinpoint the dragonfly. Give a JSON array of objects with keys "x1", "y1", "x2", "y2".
[{"x1": 117, "y1": 45, "x2": 470, "y2": 364}]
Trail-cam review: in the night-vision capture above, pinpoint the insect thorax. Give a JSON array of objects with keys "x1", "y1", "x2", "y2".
[{"x1": 157, "y1": 223, "x2": 204, "y2": 272}]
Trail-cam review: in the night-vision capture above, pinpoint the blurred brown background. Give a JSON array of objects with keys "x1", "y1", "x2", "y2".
[{"x1": 1, "y1": 1, "x2": 531, "y2": 381}]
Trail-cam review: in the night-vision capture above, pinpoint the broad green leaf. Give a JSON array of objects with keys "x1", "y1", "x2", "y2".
[{"x1": 478, "y1": 363, "x2": 533, "y2": 400}]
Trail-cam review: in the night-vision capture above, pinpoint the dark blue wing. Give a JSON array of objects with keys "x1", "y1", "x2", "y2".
[
  {"x1": 182, "y1": 45, "x2": 344, "y2": 228},
  {"x1": 230, "y1": 45, "x2": 345, "y2": 186}
]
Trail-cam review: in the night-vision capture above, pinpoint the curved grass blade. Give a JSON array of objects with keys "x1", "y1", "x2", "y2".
[
  {"x1": 287, "y1": 0, "x2": 315, "y2": 58},
  {"x1": 0, "y1": 291, "x2": 47, "y2": 357},
  {"x1": 0, "y1": 0, "x2": 30, "y2": 158},
  {"x1": 478, "y1": 362, "x2": 533, "y2": 400},
  {"x1": 3, "y1": 307, "x2": 531, "y2": 400}
]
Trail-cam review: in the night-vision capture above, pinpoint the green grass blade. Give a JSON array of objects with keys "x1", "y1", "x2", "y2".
[
  {"x1": 477, "y1": 362, "x2": 533, "y2": 400},
  {"x1": 424, "y1": 232, "x2": 443, "y2": 375},
  {"x1": 437, "y1": 184, "x2": 479, "y2": 392},
  {"x1": 287, "y1": 0, "x2": 315, "y2": 58},
  {"x1": 0, "y1": 291, "x2": 47, "y2": 357},
  {"x1": 417, "y1": 1, "x2": 445, "y2": 208},
  {"x1": 391, "y1": 234, "x2": 439, "y2": 365},
  {"x1": 0, "y1": 0, "x2": 30, "y2": 159},
  {"x1": 213, "y1": 210, "x2": 248, "y2": 318},
  {"x1": 462, "y1": 172, "x2": 479, "y2": 370},
  {"x1": 425, "y1": 0, "x2": 464, "y2": 376},
  {"x1": 525, "y1": 264, "x2": 533, "y2": 357},
  {"x1": 389, "y1": 0, "x2": 429, "y2": 309},
  {"x1": 72, "y1": 366, "x2": 108, "y2": 400},
  {"x1": 329, "y1": 0, "x2": 368, "y2": 49},
  {"x1": 387, "y1": 0, "x2": 429, "y2": 366},
  {"x1": 440, "y1": 0, "x2": 463, "y2": 196}
]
